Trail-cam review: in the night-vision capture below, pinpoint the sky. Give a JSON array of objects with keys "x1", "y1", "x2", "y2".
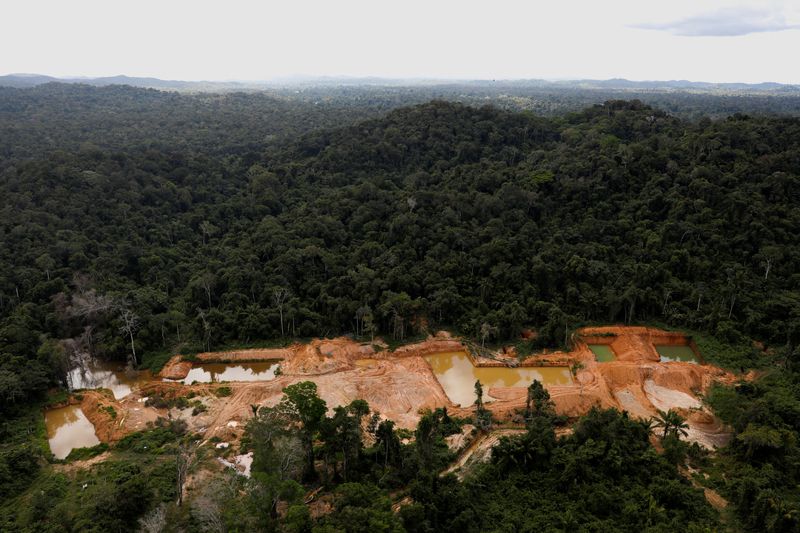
[{"x1": 2, "y1": 0, "x2": 799, "y2": 83}]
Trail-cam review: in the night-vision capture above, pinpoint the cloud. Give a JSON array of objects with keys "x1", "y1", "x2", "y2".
[{"x1": 633, "y1": 7, "x2": 800, "y2": 36}]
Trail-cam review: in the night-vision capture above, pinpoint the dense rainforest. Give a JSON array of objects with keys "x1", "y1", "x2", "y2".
[{"x1": 1, "y1": 84, "x2": 799, "y2": 531}]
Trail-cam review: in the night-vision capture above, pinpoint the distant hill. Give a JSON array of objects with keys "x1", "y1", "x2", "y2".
[
  {"x1": 0, "y1": 73, "x2": 798, "y2": 94},
  {"x1": 0, "y1": 74, "x2": 258, "y2": 91}
]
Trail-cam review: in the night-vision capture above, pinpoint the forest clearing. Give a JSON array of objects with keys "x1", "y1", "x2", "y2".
[{"x1": 48, "y1": 326, "x2": 736, "y2": 462}]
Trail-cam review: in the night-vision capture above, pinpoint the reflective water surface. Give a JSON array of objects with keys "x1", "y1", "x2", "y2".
[
  {"x1": 67, "y1": 359, "x2": 150, "y2": 399},
  {"x1": 656, "y1": 345, "x2": 699, "y2": 363},
  {"x1": 425, "y1": 352, "x2": 573, "y2": 407},
  {"x1": 45, "y1": 405, "x2": 101, "y2": 460},
  {"x1": 179, "y1": 362, "x2": 279, "y2": 384}
]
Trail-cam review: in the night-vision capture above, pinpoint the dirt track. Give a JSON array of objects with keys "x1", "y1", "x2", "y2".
[{"x1": 81, "y1": 327, "x2": 735, "y2": 450}]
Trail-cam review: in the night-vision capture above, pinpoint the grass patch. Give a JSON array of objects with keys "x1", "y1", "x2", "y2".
[
  {"x1": 139, "y1": 350, "x2": 174, "y2": 373},
  {"x1": 44, "y1": 389, "x2": 69, "y2": 407},
  {"x1": 1, "y1": 450, "x2": 179, "y2": 531},
  {"x1": 115, "y1": 424, "x2": 184, "y2": 455},
  {"x1": 65, "y1": 442, "x2": 108, "y2": 461},
  {"x1": 214, "y1": 386, "x2": 232, "y2": 398},
  {"x1": 0, "y1": 402, "x2": 52, "y2": 502}
]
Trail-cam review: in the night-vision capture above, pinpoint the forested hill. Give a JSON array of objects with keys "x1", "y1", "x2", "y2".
[
  {"x1": 0, "y1": 83, "x2": 385, "y2": 162},
  {"x1": 2, "y1": 100, "x2": 800, "y2": 403},
  {"x1": 265, "y1": 100, "x2": 800, "y2": 346}
]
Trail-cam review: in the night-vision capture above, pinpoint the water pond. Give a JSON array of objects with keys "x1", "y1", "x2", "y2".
[
  {"x1": 588, "y1": 344, "x2": 616, "y2": 362},
  {"x1": 178, "y1": 362, "x2": 279, "y2": 384},
  {"x1": 45, "y1": 405, "x2": 101, "y2": 460},
  {"x1": 67, "y1": 359, "x2": 150, "y2": 399},
  {"x1": 656, "y1": 345, "x2": 699, "y2": 363},
  {"x1": 425, "y1": 352, "x2": 573, "y2": 407}
]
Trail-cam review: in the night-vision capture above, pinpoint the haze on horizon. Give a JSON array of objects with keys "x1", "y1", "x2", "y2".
[{"x1": 3, "y1": 0, "x2": 800, "y2": 84}]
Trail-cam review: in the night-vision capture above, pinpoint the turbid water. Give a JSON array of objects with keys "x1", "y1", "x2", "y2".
[
  {"x1": 67, "y1": 359, "x2": 151, "y2": 399},
  {"x1": 656, "y1": 345, "x2": 699, "y2": 363},
  {"x1": 588, "y1": 344, "x2": 616, "y2": 362},
  {"x1": 45, "y1": 405, "x2": 101, "y2": 460},
  {"x1": 425, "y1": 352, "x2": 573, "y2": 407},
  {"x1": 179, "y1": 362, "x2": 279, "y2": 384}
]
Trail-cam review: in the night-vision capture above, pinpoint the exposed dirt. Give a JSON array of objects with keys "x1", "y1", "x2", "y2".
[
  {"x1": 82, "y1": 327, "x2": 736, "y2": 452},
  {"x1": 197, "y1": 347, "x2": 293, "y2": 362},
  {"x1": 52, "y1": 451, "x2": 112, "y2": 473},
  {"x1": 79, "y1": 389, "x2": 162, "y2": 442},
  {"x1": 160, "y1": 357, "x2": 193, "y2": 379},
  {"x1": 442, "y1": 429, "x2": 526, "y2": 478},
  {"x1": 445, "y1": 424, "x2": 476, "y2": 452},
  {"x1": 680, "y1": 466, "x2": 729, "y2": 511}
]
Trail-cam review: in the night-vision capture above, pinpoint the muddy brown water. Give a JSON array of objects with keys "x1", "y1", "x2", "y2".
[
  {"x1": 68, "y1": 360, "x2": 151, "y2": 399},
  {"x1": 656, "y1": 345, "x2": 699, "y2": 363},
  {"x1": 425, "y1": 352, "x2": 573, "y2": 407},
  {"x1": 45, "y1": 405, "x2": 101, "y2": 459},
  {"x1": 177, "y1": 362, "x2": 279, "y2": 384}
]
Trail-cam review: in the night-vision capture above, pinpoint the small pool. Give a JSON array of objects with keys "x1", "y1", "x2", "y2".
[
  {"x1": 656, "y1": 345, "x2": 699, "y2": 364},
  {"x1": 425, "y1": 352, "x2": 573, "y2": 407},
  {"x1": 588, "y1": 344, "x2": 616, "y2": 362},
  {"x1": 67, "y1": 359, "x2": 150, "y2": 399},
  {"x1": 45, "y1": 405, "x2": 101, "y2": 460},
  {"x1": 178, "y1": 362, "x2": 279, "y2": 384}
]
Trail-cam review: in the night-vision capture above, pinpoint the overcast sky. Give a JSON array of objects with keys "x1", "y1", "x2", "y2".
[{"x1": 2, "y1": 0, "x2": 799, "y2": 83}]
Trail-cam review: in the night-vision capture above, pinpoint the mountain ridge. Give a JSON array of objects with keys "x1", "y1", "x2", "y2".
[{"x1": 1, "y1": 73, "x2": 798, "y2": 93}]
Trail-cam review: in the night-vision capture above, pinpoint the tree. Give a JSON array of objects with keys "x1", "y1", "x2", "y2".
[
  {"x1": 321, "y1": 399, "x2": 370, "y2": 482},
  {"x1": 176, "y1": 440, "x2": 197, "y2": 506},
  {"x1": 279, "y1": 381, "x2": 327, "y2": 480},
  {"x1": 355, "y1": 305, "x2": 372, "y2": 338},
  {"x1": 192, "y1": 272, "x2": 216, "y2": 309},
  {"x1": 362, "y1": 310, "x2": 376, "y2": 342},
  {"x1": 474, "y1": 380, "x2": 492, "y2": 431},
  {"x1": 199, "y1": 220, "x2": 218, "y2": 246},
  {"x1": 375, "y1": 419, "x2": 401, "y2": 469},
  {"x1": 474, "y1": 380, "x2": 484, "y2": 411},
  {"x1": 525, "y1": 379, "x2": 555, "y2": 422},
  {"x1": 138, "y1": 504, "x2": 167, "y2": 533},
  {"x1": 650, "y1": 409, "x2": 689, "y2": 440},
  {"x1": 196, "y1": 307, "x2": 212, "y2": 351},
  {"x1": 118, "y1": 305, "x2": 140, "y2": 366},
  {"x1": 34, "y1": 253, "x2": 56, "y2": 281},
  {"x1": 273, "y1": 287, "x2": 290, "y2": 337},
  {"x1": 479, "y1": 321, "x2": 497, "y2": 348}
]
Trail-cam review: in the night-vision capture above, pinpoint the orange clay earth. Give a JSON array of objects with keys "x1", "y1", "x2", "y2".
[{"x1": 69, "y1": 327, "x2": 736, "y2": 455}]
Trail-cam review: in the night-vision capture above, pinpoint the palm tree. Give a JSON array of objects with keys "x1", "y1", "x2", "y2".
[{"x1": 650, "y1": 409, "x2": 689, "y2": 440}]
